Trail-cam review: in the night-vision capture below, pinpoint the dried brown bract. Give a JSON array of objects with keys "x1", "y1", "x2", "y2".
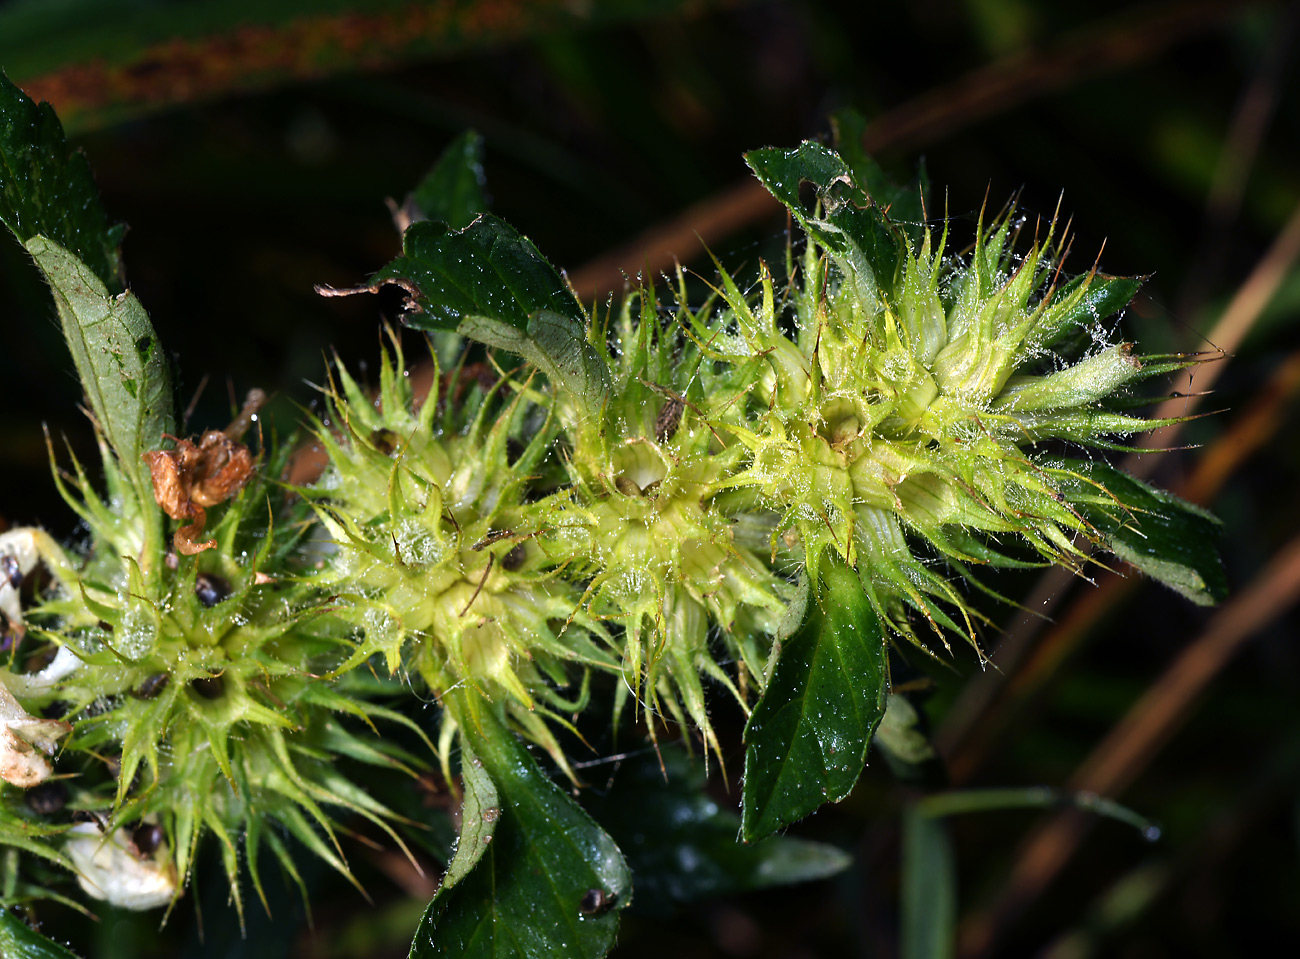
[{"x1": 142, "y1": 390, "x2": 263, "y2": 555}]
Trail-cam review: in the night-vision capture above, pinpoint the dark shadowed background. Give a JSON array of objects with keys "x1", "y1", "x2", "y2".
[{"x1": 1, "y1": 1, "x2": 1299, "y2": 956}]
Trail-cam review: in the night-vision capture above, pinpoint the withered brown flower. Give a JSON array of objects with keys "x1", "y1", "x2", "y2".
[{"x1": 142, "y1": 391, "x2": 262, "y2": 555}]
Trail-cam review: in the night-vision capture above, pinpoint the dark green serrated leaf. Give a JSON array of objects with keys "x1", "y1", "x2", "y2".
[
  {"x1": 740, "y1": 556, "x2": 889, "y2": 841},
  {"x1": 410, "y1": 699, "x2": 631, "y2": 959},
  {"x1": 1056, "y1": 458, "x2": 1226, "y2": 605},
  {"x1": 0, "y1": 71, "x2": 122, "y2": 292},
  {"x1": 1035, "y1": 272, "x2": 1144, "y2": 349},
  {"x1": 26, "y1": 236, "x2": 174, "y2": 505},
  {"x1": 900, "y1": 808, "x2": 956, "y2": 959},
  {"x1": 0, "y1": 909, "x2": 82, "y2": 959},
  {"x1": 586, "y1": 743, "x2": 850, "y2": 914},
  {"x1": 376, "y1": 215, "x2": 608, "y2": 413},
  {"x1": 378, "y1": 214, "x2": 582, "y2": 332},
  {"x1": 744, "y1": 140, "x2": 904, "y2": 296},
  {"x1": 410, "y1": 130, "x2": 490, "y2": 231}
]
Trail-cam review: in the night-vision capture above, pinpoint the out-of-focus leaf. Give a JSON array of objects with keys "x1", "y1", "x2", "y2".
[
  {"x1": 874, "y1": 693, "x2": 944, "y2": 789},
  {"x1": 370, "y1": 214, "x2": 608, "y2": 412},
  {"x1": 410, "y1": 698, "x2": 631, "y2": 958},
  {"x1": 745, "y1": 140, "x2": 904, "y2": 295},
  {"x1": 25, "y1": 236, "x2": 174, "y2": 506},
  {"x1": 740, "y1": 556, "x2": 889, "y2": 841},
  {"x1": 587, "y1": 743, "x2": 851, "y2": 914},
  {"x1": 900, "y1": 808, "x2": 956, "y2": 959},
  {"x1": 410, "y1": 130, "x2": 489, "y2": 231},
  {"x1": 0, "y1": 909, "x2": 82, "y2": 958},
  {"x1": 1055, "y1": 459, "x2": 1227, "y2": 605},
  {"x1": 0, "y1": 71, "x2": 122, "y2": 291}
]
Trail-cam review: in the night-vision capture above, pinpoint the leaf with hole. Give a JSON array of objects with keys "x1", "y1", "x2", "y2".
[{"x1": 373, "y1": 214, "x2": 608, "y2": 414}]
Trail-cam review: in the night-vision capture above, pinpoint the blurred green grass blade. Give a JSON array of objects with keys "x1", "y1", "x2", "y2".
[
  {"x1": 0, "y1": 71, "x2": 123, "y2": 292},
  {"x1": 740, "y1": 556, "x2": 889, "y2": 841},
  {"x1": 0, "y1": 909, "x2": 82, "y2": 958},
  {"x1": 914, "y1": 787, "x2": 1158, "y2": 836},
  {"x1": 900, "y1": 808, "x2": 956, "y2": 959},
  {"x1": 587, "y1": 743, "x2": 851, "y2": 913},
  {"x1": 410, "y1": 130, "x2": 490, "y2": 230},
  {"x1": 410, "y1": 697, "x2": 631, "y2": 958}
]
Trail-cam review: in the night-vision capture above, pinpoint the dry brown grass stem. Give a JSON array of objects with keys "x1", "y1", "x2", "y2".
[
  {"x1": 956, "y1": 528, "x2": 1300, "y2": 957},
  {"x1": 942, "y1": 335, "x2": 1300, "y2": 781},
  {"x1": 569, "y1": 0, "x2": 1246, "y2": 300},
  {"x1": 938, "y1": 193, "x2": 1300, "y2": 762},
  {"x1": 1132, "y1": 196, "x2": 1300, "y2": 466}
]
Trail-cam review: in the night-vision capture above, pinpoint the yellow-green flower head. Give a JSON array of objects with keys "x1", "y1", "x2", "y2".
[
  {"x1": 713, "y1": 142, "x2": 1208, "y2": 650},
  {"x1": 305, "y1": 336, "x2": 614, "y2": 772},
  {"x1": 2, "y1": 426, "x2": 410, "y2": 917},
  {"x1": 540, "y1": 284, "x2": 792, "y2": 754}
]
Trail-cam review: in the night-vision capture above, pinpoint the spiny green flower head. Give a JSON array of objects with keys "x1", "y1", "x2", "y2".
[
  {"x1": 542, "y1": 278, "x2": 793, "y2": 757},
  {"x1": 303, "y1": 334, "x2": 617, "y2": 775},
  {"x1": 710, "y1": 141, "x2": 1225, "y2": 650},
  {"x1": 0, "y1": 423, "x2": 416, "y2": 918},
  {"x1": 354, "y1": 134, "x2": 1224, "y2": 769}
]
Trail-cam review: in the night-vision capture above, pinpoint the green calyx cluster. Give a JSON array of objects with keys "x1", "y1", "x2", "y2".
[
  {"x1": 711, "y1": 145, "x2": 1206, "y2": 649},
  {"x1": 0, "y1": 68, "x2": 1225, "y2": 945},
  {"x1": 303, "y1": 337, "x2": 616, "y2": 778},
  {"x1": 3, "y1": 430, "x2": 416, "y2": 918}
]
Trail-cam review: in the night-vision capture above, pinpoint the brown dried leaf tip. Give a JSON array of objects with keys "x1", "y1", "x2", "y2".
[{"x1": 143, "y1": 390, "x2": 264, "y2": 555}]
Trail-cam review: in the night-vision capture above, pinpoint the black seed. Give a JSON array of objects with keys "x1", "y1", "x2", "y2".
[
  {"x1": 131, "y1": 673, "x2": 170, "y2": 699},
  {"x1": 190, "y1": 675, "x2": 225, "y2": 699},
  {"x1": 501, "y1": 543, "x2": 527, "y2": 571},
  {"x1": 195, "y1": 573, "x2": 231, "y2": 608},
  {"x1": 1, "y1": 553, "x2": 21, "y2": 589},
  {"x1": 25, "y1": 782, "x2": 67, "y2": 816},
  {"x1": 654, "y1": 396, "x2": 684, "y2": 443},
  {"x1": 132, "y1": 822, "x2": 165, "y2": 856},
  {"x1": 579, "y1": 888, "x2": 616, "y2": 916},
  {"x1": 370, "y1": 428, "x2": 399, "y2": 455},
  {"x1": 97, "y1": 620, "x2": 113, "y2": 632}
]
